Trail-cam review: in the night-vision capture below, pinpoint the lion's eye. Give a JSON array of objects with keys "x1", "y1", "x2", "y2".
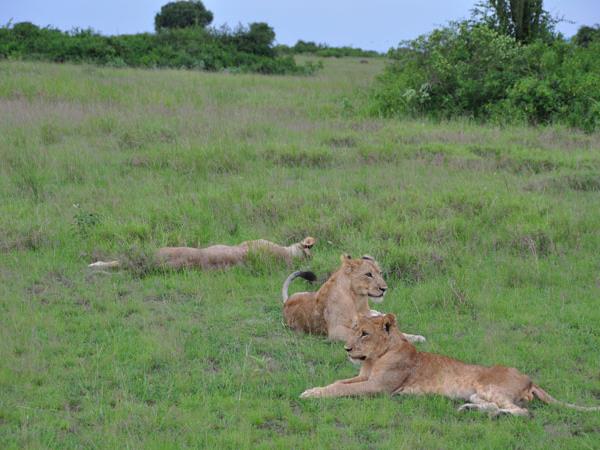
[
  {"x1": 365, "y1": 272, "x2": 373, "y2": 278},
  {"x1": 361, "y1": 331, "x2": 369, "y2": 337}
]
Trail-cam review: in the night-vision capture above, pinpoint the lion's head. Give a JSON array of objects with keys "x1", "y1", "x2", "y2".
[
  {"x1": 341, "y1": 254, "x2": 388, "y2": 303},
  {"x1": 344, "y1": 314, "x2": 396, "y2": 362},
  {"x1": 301, "y1": 236, "x2": 316, "y2": 258}
]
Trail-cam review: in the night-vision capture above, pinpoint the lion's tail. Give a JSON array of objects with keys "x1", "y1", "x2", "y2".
[
  {"x1": 531, "y1": 384, "x2": 600, "y2": 412},
  {"x1": 282, "y1": 271, "x2": 316, "y2": 302},
  {"x1": 88, "y1": 260, "x2": 121, "y2": 269}
]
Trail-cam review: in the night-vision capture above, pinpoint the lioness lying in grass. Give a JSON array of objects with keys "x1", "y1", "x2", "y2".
[
  {"x1": 301, "y1": 314, "x2": 600, "y2": 417},
  {"x1": 282, "y1": 254, "x2": 425, "y2": 344},
  {"x1": 89, "y1": 236, "x2": 316, "y2": 270}
]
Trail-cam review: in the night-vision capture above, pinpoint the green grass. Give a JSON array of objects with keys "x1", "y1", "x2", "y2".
[{"x1": 1, "y1": 57, "x2": 600, "y2": 449}]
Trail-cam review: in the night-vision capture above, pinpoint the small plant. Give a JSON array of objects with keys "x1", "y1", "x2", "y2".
[{"x1": 72, "y1": 204, "x2": 101, "y2": 236}]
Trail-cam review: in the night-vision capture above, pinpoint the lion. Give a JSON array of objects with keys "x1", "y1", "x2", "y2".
[
  {"x1": 300, "y1": 314, "x2": 600, "y2": 417},
  {"x1": 282, "y1": 254, "x2": 425, "y2": 344},
  {"x1": 89, "y1": 236, "x2": 316, "y2": 270}
]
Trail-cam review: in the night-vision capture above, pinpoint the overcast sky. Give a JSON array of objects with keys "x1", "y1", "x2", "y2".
[{"x1": 1, "y1": 1, "x2": 598, "y2": 51}]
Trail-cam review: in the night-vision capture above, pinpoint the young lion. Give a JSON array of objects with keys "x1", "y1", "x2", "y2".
[
  {"x1": 282, "y1": 254, "x2": 425, "y2": 344},
  {"x1": 89, "y1": 236, "x2": 316, "y2": 270},
  {"x1": 300, "y1": 314, "x2": 600, "y2": 417}
]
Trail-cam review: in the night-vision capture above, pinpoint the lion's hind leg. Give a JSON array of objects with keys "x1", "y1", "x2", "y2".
[
  {"x1": 458, "y1": 394, "x2": 502, "y2": 415},
  {"x1": 458, "y1": 394, "x2": 530, "y2": 417},
  {"x1": 461, "y1": 391, "x2": 530, "y2": 417}
]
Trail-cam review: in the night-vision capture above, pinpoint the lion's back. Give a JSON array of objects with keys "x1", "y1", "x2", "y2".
[{"x1": 284, "y1": 292, "x2": 327, "y2": 335}]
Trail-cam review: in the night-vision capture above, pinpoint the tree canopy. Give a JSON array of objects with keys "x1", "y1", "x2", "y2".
[
  {"x1": 154, "y1": 1, "x2": 213, "y2": 31},
  {"x1": 471, "y1": 0, "x2": 556, "y2": 43}
]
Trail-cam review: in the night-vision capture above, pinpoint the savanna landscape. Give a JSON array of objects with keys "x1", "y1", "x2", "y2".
[{"x1": 1, "y1": 1, "x2": 600, "y2": 448}]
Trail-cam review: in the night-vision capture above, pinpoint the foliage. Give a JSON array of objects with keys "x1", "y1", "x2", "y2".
[
  {"x1": 229, "y1": 22, "x2": 276, "y2": 57},
  {"x1": 277, "y1": 40, "x2": 381, "y2": 58},
  {"x1": 371, "y1": 21, "x2": 600, "y2": 132},
  {"x1": 471, "y1": 0, "x2": 558, "y2": 44},
  {"x1": 154, "y1": 0, "x2": 213, "y2": 31},
  {"x1": 573, "y1": 24, "x2": 600, "y2": 47},
  {"x1": 0, "y1": 22, "x2": 319, "y2": 75}
]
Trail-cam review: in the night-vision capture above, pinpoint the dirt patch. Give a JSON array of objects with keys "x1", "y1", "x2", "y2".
[
  {"x1": 359, "y1": 147, "x2": 402, "y2": 164},
  {"x1": 324, "y1": 136, "x2": 357, "y2": 148},
  {"x1": 385, "y1": 251, "x2": 447, "y2": 284},
  {"x1": 0, "y1": 229, "x2": 49, "y2": 253},
  {"x1": 470, "y1": 146, "x2": 562, "y2": 174},
  {"x1": 65, "y1": 399, "x2": 82, "y2": 413},
  {"x1": 350, "y1": 121, "x2": 382, "y2": 133},
  {"x1": 264, "y1": 148, "x2": 334, "y2": 168},
  {"x1": 256, "y1": 418, "x2": 288, "y2": 434},
  {"x1": 509, "y1": 232, "x2": 555, "y2": 258},
  {"x1": 543, "y1": 424, "x2": 571, "y2": 438},
  {"x1": 525, "y1": 173, "x2": 600, "y2": 193},
  {"x1": 204, "y1": 357, "x2": 221, "y2": 374}
]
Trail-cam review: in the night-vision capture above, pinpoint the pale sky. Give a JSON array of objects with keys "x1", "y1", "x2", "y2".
[{"x1": 1, "y1": 1, "x2": 598, "y2": 51}]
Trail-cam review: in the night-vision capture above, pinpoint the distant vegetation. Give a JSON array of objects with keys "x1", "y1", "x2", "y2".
[
  {"x1": 154, "y1": 0, "x2": 214, "y2": 31},
  {"x1": 370, "y1": 1, "x2": 600, "y2": 132},
  {"x1": 276, "y1": 40, "x2": 381, "y2": 58},
  {"x1": 0, "y1": 1, "x2": 321, "y2": 75},
  {"x1": 573, "y1": 24, "x2": 600, "y2": 47}
]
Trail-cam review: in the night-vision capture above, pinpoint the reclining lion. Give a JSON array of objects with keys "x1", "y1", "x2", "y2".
[
  {"x1": 301, "y1": 314, "x2": 600, "y2": 417},
  {"x1": 282, "y1": 254, "x2": 425, "y2": 344},
  {"x1": 89, "y1": 236, "x2": 316, "y2": 270}
]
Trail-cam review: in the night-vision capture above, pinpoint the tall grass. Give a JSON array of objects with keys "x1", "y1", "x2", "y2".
[{"x1": 0, "y1": 58, "x2": 599, "y2": 449}]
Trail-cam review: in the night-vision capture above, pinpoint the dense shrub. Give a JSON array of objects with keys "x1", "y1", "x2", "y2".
[
  {"x1": 0, "y1": 22, "x2": 319, "y2": 75},
  {"x1": 276, "y1": 40, "x2": 380, "y2": 58},
  {"x1": 232, "y1": 22, "x2": 276, "y2": 57},
  {"x1": 370, "y1": 21, "x2": 600, "y2": 132},
  {"x1": 574, "y1": 24, "x2": 600, "y2": 47}
]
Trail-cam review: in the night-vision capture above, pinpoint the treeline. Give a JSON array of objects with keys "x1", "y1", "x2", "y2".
[
  {"x1": 276, "y1": 40, "x2": 380, "y2": 58},
  {"x1": 371, "y1": 2, "x2": 600, "y2": 132},
  {"x1": 0, "y1": 22, "x2": 322, "y2": 75},
  {"x1": 0, "y1": 0, "x2": 322, "y2": 75}
]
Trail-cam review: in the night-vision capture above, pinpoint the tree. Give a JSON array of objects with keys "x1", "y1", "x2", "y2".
[
  {"x1": 11, "y1": 22, "x2": 41, "y2": 39},
  {"x1": 154, "y1": 1, "x2": 213, "y2": 32},
  {"x1": 472, "y1": 0, "x2": 557, "y2": 43},
  {"x1": 573, "y1": 24, "x2": 600, "y2": 47},
  {"x1": 234, "y1": 22, "x2": 276, "y2": 56}
]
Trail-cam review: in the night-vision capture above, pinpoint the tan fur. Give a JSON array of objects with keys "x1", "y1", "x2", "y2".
[
  {"x1": 283, "y1": 255, "x2": 425, "y2": 344},
  {"x1": 300, "y1": 314, "x2": 599, "y2": 416},
  {"x1": 89, "y1": 236, "x2": 316, "y2": 270}
]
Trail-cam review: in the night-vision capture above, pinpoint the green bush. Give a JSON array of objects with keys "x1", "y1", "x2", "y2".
[
  {"x1": 371, "y1": 21, "x2": 600, "y2": 132},
  {"x1": 232, "y1": 22, "x2": 276, "y2": 57},
  {"x1": 276, "y1": 40, "x2": 380, "y2": 58},
  {"x1": 0, "y1": 22, "x2": 318, "y2": 75},
  {"x1": 574, "y1": 24, "x2": 600, "y2": 47}
]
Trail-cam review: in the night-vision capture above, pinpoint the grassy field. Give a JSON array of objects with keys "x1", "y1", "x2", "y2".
[{"x1": 1, "y1": 57, "x2": 600, "y2": 449}]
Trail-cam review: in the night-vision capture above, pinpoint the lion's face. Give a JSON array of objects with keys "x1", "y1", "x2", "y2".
[
  {"x1": 344, "y1": 255, "x2": 387, "y2": 303},
  {"x1": 344, "y1": 314, "x2": 396, "y2": 362},
  {"x1": 301, "y1": 236, "x2": 316, "y2": 258}
]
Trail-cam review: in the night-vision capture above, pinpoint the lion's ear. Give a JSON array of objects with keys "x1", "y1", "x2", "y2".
[
  {"x1": 361, "y1": 255, "x2": 375, "y2": 262},
  {"x1": 340, "y1": 253, "x2": 352, "y2": 263},
  {"x1": 383, "y1": 314, "x2": 396, "y2": 333}
]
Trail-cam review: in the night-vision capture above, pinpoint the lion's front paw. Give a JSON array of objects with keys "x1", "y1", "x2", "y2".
[
  {"x1": 369, "y1": 309, "x2": 383, "y2": 317},
  {"x1": 409, "y1": 334, "x2": 427, "y2": 343},
  {"x1": 403, "y1": 333, "x2": 426, "y2": 344},
  {"x1": 300, "y1": 387, "x2": 324, "y2": 398}
]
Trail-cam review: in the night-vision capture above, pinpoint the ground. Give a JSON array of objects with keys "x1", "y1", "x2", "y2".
[{"x1": 0, "y1": 57, "x2": 599, "y2": 449}]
